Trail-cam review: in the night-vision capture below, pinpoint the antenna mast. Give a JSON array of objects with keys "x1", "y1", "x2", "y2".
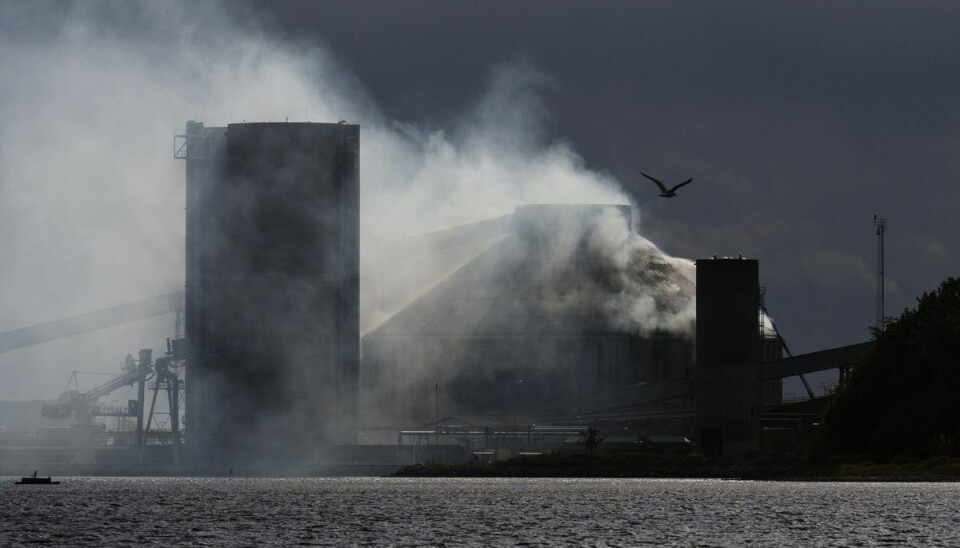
[{"x1": 873, "y1": 215, "x2": 887, "y2": 332}]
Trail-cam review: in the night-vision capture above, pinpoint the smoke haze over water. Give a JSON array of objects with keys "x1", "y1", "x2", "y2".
[{"x1": 0, "y1": 1, "x2": 690, "y2": 402}]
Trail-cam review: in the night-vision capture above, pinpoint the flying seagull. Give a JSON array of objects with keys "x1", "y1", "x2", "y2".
[{"x1": 641, "y1": 172, "x2": 693, "y2": 198}]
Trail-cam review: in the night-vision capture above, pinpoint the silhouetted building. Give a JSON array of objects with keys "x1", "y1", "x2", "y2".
[
  {"x1": 181, "y1": 121, "x2": 359, "y2": 462},
  {"x1": 695, "y1": 257, "x2": 760, "y2": 456},
  {"x1": 360, "y1": 205, "x2": 694, "y2": 435}
]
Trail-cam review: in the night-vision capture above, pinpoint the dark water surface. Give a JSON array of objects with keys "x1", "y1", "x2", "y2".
[{"x1": 2, "y1": 477, "x2": 958, "y2": 546}]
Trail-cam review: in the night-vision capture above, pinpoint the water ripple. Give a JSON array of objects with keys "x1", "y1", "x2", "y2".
[{"x1": 2, "y1": 477, "x2": 958, "y2": 546}]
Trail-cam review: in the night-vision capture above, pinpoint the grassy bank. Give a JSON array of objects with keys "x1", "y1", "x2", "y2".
[{"x1": 829, "y1": 455, "x2": 960, "y2": 481}]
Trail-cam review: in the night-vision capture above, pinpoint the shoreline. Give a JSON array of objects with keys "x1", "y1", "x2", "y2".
[
  {"x1": 4, "y1": 454, "x2": 958, "y2": 481},
  {"x1": 390, "y1": 453, "x2": 960, "y2": 482},
  {"x1": 391, "y1": 468, "x2": 960, "y2": 482}
]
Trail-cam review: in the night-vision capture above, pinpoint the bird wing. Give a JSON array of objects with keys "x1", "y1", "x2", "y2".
[
  {"x1": 669, "y1": 178, "x2": 693, "y2": 192},
  {"x1": 641, "y1": 172, "x2": 669, "y2": 193}
]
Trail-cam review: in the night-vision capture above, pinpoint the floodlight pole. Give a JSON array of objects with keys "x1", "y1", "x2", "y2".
[{"x1": 874, "y1": 215, "x2": 887, "y2": 332}]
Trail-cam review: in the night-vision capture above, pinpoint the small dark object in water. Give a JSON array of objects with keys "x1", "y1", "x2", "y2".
[{"x1": 15, "y1": 476, "x2": 60, "y2": 485}]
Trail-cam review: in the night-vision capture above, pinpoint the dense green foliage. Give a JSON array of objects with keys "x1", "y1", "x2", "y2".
[{"x1": 825, "y1": 277, "x2": 960, "y2": 458}]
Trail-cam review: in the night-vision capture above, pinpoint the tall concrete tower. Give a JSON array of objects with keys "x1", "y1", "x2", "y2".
[
  {"x1": 695, "y1": 257, "x2": 759, "y2": 456},
  {"x1": 178, "y1": 121, "x2": 359, "y2": 464}
]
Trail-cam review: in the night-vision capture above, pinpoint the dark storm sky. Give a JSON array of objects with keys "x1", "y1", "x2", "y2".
[
  {"x1": 253, "y1": 0, "x2": 959, "y2": 353},
  {"x1": 0, "y1": 0, "x2": 954, "y2": 403}
]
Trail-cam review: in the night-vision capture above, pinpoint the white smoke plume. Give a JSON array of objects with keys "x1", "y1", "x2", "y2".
[
  {"x1": 586, "y1": 207, "x2": 696, "y2": 335},
  {"x1": 0, "y1": 1, "x2": 690, "y2": 407}
]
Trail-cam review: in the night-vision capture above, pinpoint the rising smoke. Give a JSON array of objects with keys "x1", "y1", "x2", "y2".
[{"x1": 0, "y1": 1, "x2": 694, "y2": 408}]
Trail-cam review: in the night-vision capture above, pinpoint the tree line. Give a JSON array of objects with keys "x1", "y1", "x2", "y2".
[{"x1": 824, "y1": 277, "x2": 960, "y2": 458}]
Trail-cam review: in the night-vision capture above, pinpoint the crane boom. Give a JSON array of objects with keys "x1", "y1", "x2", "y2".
[
  {"x1": 41, "y1": 351, "x2": 154, "y2": 419},
  {"x1": 85, "y1": 361, "x2": 150, "y2": 402}
]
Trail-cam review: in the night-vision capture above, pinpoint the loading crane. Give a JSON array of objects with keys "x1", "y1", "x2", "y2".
[
  {"x1": 0, "y1": 287, "x2": 189, "y2": 468},
  {"x1": 41, "y1": 350, "x2": 152, "y2": 422},
  {"x1": 0, "y1": 293, "x2": 186, "y2": 458},
  {"x1": 40, "y1": 345, "x2": 184, "y2": 454},
  {"x1": 143, "y1": 348, "x2": 183, "y2": 450}
]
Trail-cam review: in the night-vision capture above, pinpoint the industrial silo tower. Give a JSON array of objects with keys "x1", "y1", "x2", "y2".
[
  {"x1": 176, "y1": 121, "x2": 359, "y2": 463},
  {"x1": 695, "y1": 257, "x2": 760, "y2": 456}
]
